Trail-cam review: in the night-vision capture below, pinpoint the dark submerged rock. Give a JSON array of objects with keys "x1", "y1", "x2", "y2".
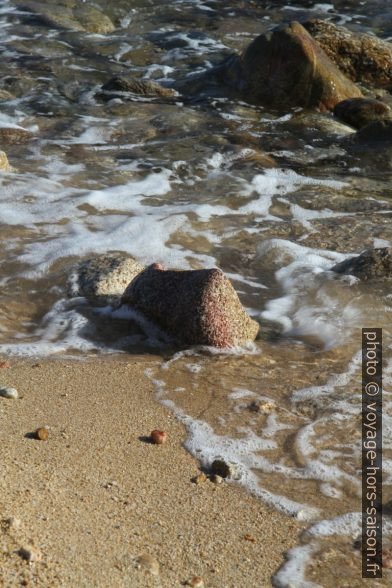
[
  {"x1": 331, "y1": 248, "x2": 392, "y2": 280},
  {"x1": 334, "y1": 97, "x2": 392, "y2": 129},
  {"x1": 355, "y1": 119, "x2": 392, "y2": 143},
  {"x1": 121, "y1": 264, "x2": 259, "y2": 348},
  {"x1": 225, "y1": 21, "x2": 362, "y2": 111},
  {"x1": 99, "y1": 75, "x2": 177, "y2": 101},
  {"x1": 304, "y1": 19, "x2": 392, "y2": 88}
]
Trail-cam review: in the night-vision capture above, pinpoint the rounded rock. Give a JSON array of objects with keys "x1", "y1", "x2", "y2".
[
  {"x1": 0, "y1": 386, "x2": 18, "y2": 399},
  {"x1": 35, "y1": 427, "x2": 49, "y2": 441},
  {"x1": 18, "y1": 546, "x2": 42, "y2": 563},
  {"x1": 334, "y1": 98, "x2": 392, "y2": 129},
  {"x1": 150, "y1": 430, "x2": 167, "y2": 445},
  {"x1": 210, "y1": 458, "x2": 237, "y2": 479}
]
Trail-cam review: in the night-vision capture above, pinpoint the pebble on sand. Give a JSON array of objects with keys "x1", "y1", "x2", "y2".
[
  {"x1": 150, "y1": 430, "x2": 167, "y2": 445},
  {"x1": 35, "y1": 427, "x2": 49, "y2": 441},
  {"x1": 4, "y1": 516, "x2": 21, "y2": 530},
  {"x1": 0, "y1": 360, "x2": 11, "y2": 368},
  {"x1": 135, "y1": 554, "x2": 160, "y2": 576},
  {"x1": 0, "y1": 386, "x2": 18, "y2": 399},
  {"x1": 18, "y1": 546, "x2": 42, "y2": 563},
  {"x1": 210, "y1": 458, "x2": 237, "y2": 479},
  {"x1": 186, "y1": 577, "x2": 204, "y2": 587},
  {"x1": 193, "y1": 473, "x2": 207, "y2": 485}
]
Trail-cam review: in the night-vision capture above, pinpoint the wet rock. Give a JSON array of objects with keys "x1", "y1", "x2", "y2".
[
  {"x1": 99, "y1": 75, "x2": 177, "y2": 101},
  {"x1": 225, "y1": 21, "x2": 362, "y2": 110},
  {"x1": 210, "y1": 458, "x2": 237, "y2": 479},
  {"x1": 135, "y1": 554, "x2": 160, "y2": 576},
  {"x1": 0, "y1": 89, "x2": 14, "y2": 100},
  {"x1": 331, "y1": 248, "x2": 392, "y2": 280},
  {"x1": 304, "y1": 19, "x2": 392, "y2": 88},
  {"x1": 18, "y1": 546, "x2": 42, "y2": 563},
  {"x1": 0, "y1": 387, "x2": 18, "y2": 399},
  {"x1": 0, "y1": 127, "x2": 32, "y2": 146},
  {"x1": 356, "y1": 119, "x2": 392, "y2": 143},
  {"x1": 0, "y1": 151, "x2": 13, "y2": 172},
  {"x1": 68, "y1": 253, "x2": 144, "y2": 307},
  {"x1": 334, "y1": 98, "x2": 392, "y2": 129},
  {"x1": 121, "y1": 265, "x2": 259, "y2": 348},
  {"x1": 17, "y1": 1, "x2": 115, "y2": 34}
]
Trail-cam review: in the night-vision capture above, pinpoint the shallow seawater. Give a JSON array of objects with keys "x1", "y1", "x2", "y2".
[{"x1": 0, "y1": 0, "x2": 392, "y2": 585}]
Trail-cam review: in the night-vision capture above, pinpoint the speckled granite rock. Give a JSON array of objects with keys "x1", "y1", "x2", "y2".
[
  {"x1": 69, "y1": 253, "x2": 144, "y2": 306},
  {"x1": 334, "y1": 98, "x2": 392, "y2": 129},
  {"x1": 331, "y1": 248, "x2": 392, "y2": 280},
  {"x1": 304, "y1": 19, "x2": 392, "y2": 88},
  {"x1": 121, "y1": 264, "x2": 259, "y2": 347},
  {"x1": 0, "y1": 127, "x2": 32, "y2": 145},
  {"x1": 228, "y1": 21, "x2": 362, "y2": 111},
  {"x1": 99, "y1": 76, "x2": 177, "y2": 101}
]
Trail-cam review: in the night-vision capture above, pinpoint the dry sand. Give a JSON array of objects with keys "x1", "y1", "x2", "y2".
[{"x1": 0, "y1": 357, "x2": 301, "y2": 587}]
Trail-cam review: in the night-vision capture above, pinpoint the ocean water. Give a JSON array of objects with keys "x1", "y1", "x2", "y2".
[{"x1": 0, "y1": 0, "x2": 392, "y2": 585}]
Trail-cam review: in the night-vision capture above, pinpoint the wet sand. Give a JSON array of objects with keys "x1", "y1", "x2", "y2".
[{"x1": 0, "y1": 357, "x2": 301, "y2": 587}]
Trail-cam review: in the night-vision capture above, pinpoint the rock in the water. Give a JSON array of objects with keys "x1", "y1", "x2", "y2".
[
  {"x1": 334, "y1": 98, "x2": 392, "y2": 129},
  {"x1": 331, "y1": 248, "x2": 392, "y2": 280},
  {"x1": 0, "y1": 151, "x2": 13, "y2": 172},
  {"x1": 17, "y1": 1, "x2": 115, "y2": 34},
  {"x1": 229, "y1": 21, "x2": 362, "y2": 110},
  {"x1": 304, "y1": 19, "x2": 392, "y2": 88},
  {"x1": 69, "y1": 253, "x2": 144, "y2": 306},
  {"x1": 0, "y1": 387, "x2": 18, "y2": 399},
  {"x1": 356, "y1": 119, "x2": 392, "y2": 143},
  {"x1": 121, "y1": 265, "x2": 259, "y2": 347},
  {"x1": 99, "y1": 76, "x2": 177, "y2": 101},
  {"x1": 210, "y1": 458, "x2": 238, "y2": 479},
  {"x1": 0, "y1": 127, "x2": 32, "y2": 146}
]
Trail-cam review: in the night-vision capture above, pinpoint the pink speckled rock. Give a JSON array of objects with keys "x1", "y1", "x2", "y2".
[{"x1": 121, "y1": 265, "x2": 259, "y2": 348}]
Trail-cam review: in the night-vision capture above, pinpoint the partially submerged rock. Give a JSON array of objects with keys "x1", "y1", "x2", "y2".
[
  {"x1": 99, "y1": 76, "x2": 177, "y2": 101},
  {"x1": 304, "y1": 19, "x2": 392, "y2": 88},
  {"x1": 224, "y1": 21, "x2": 362, "y2": 110},
  {"x1": 356, "y1": 119, "x2": 392, "y2": 143},
  {"x1": 121, "y1": 265, "x2": 259, "y2": 347},
  {"x1": 17, "y1": 1, "x2": 115, "y2": 34},
  {"x1": 69, "y1": 253, "x2": 144, "y2": 306},
  {"x1": 334, "y1": 97, "x2": 392, "y2": 129},
  {"x1": 0, "y1": 151, "x2": 13, "y2": 172},
  {"x1": 0, "y1": 127, "x2": 32, "y2": 146},
  {"x1": 331, "y1": 248, "x2": 392, "y2": 280}
]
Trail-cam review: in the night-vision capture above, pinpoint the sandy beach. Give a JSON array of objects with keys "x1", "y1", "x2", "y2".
[{"x1": 0, "y1": 357, "x2": 301, "y2": 587}]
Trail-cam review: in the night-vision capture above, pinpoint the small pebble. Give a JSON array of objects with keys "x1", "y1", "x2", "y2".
[
  {"x1": 35, "y1": 427, "x2": 49, "y2": 441},
  {"x1": 150, "y1": 430, "x2": 167, "y2": 445},
  {"x1": 0, "y1": 386, "x2": 18, "y2": 399},
  {"x1": 187, "y1": 577, "x2": 204, "y2": 587},
  {"x1": 0, "y1": 360, "x2": 10, "y2": 368},
  {"x1": 193, "y1": 473, "x2": 207, "y2": 485},
  {"x1": 18, "y1": 546, "x2": 42, "y2": 563},
  {"x1": 210, "y1": 474, "x2": 223, "y2": 485},
  {"x1": 4, "y1": 516, "x2": 21, "y2": 530},
  {"x1": 136, "y1": 554, "x2": 160, "y2": 575},
  {"x1": 243, "y1": 534, "x2": 256, "y2": 543}
]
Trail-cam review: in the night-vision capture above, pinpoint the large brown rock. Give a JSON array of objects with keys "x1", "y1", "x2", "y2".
[
  {"x1": 304, "y1": 19, "x2": 392, "y2": 88},
  {"x1": 235, "y1": 21, "x2": 362, "y2": 110},
  {"x1": 121, "y1": 264, "x2": 259, "y2": 348}
]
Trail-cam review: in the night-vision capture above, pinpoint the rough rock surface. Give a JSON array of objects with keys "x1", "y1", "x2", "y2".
[
  {"x1": 304, "y1": 19, "x2": 392, "y2": 88},
  {"x1": 331, "y1": 248, "x2": 392, "y2": 280},
  {"x1": 69, "y1": 253, "x2": 144, "y2": 306},
  {"x1": 228, "y1": 21, "x2": 362, "y2": 110},
  {"x1": 0, "y1": 128, "x2": 32, "y2": 146},
  {"x1": 334, "y1": 97, "x2": 392, "y2": 129},
  {"x1": 0, "y1": 151, "x2": 13, "y2": 171},
  {"x1": 99, "y1": 76, "x2": 177, "y2": 101},
  {"x1": 121, "y1": 265, "x2": 259, "y2": 347},
  {"x1": 16, "y1": 1, "x2": 115, "y2": 34}
]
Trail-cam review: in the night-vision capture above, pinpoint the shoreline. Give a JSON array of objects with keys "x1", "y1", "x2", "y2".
[{"x1": 0, "y1": 356, "x2": 301, "y2": 587}]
